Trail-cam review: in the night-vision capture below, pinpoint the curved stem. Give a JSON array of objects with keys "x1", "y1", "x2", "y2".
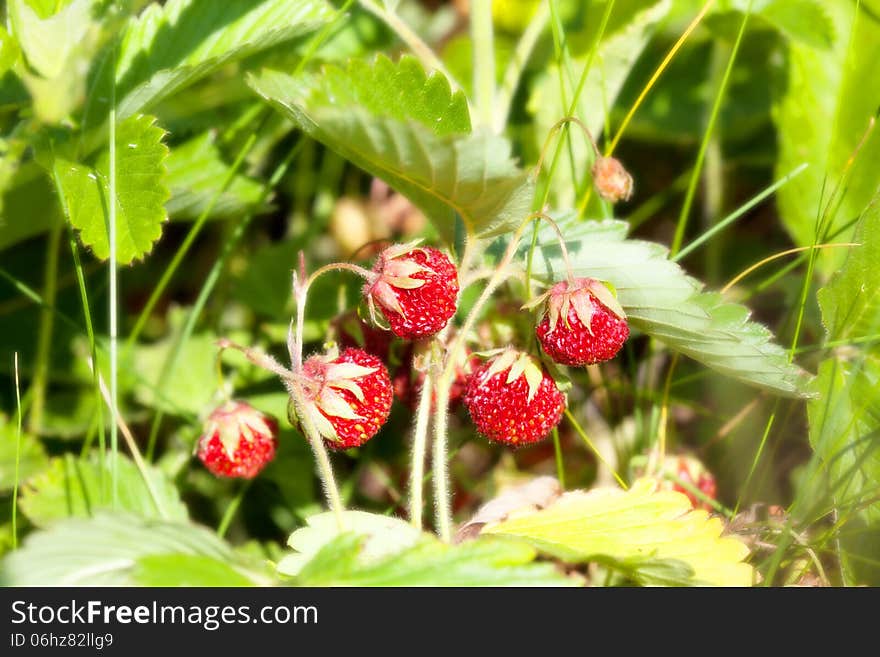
[{"x1": 409, "y1": 354, "x2": 434, "y2": 530}]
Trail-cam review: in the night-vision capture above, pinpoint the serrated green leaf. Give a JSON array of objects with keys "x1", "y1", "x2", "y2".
[
  {"x1": 248, "y1": 56, "x2": 533, "y2": 242},
  {"x1": 524, "y1": 216, "x2": 812, "y2": 396},
  {"x1": 484, "y1": 479, "x2": 754, "y2": 586},
  {"x1": 83, "y1": 0, "x2": 334, "y2": 129},
  {"x1": 165, "y1": 131, "x2": 266, "y2": 220},
  {"x1": 0, "y1": 416, "x2": 49, "y2": 493},
  {"x1": 133, "y1": 554, "x2": 256, "y2": 586},
  {"x1": 0, "y1": 512, "x2": 255, "y2": 585},
  {"x1": 528, "y1": 0, "x2": 670, "y2": 208},
  {"x1": 774, "y1": 1, "x2": 880, "y2": 273},
  {"x1": 55, "y1": 113, "x2": 170, "y2": 264},
  {"x1": 18, "y1": 452, "x2": 189, "y2": 527}
]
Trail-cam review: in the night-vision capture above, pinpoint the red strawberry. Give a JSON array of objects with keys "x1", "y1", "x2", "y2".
[
  {"x1": 464, "y1": 349, "x2": 565, "y2": 447},
  {"x1": 197, "y1": 401, "x2": 279, "y2": 479},
  {"x1": 363, "y1": 242, "x2": 459, "y2": 339},
  {"x1": 294, "y1": 347, "x2": 393, "y2": 450},
  {"x1": 532, "y1": 278, "x2": 629, "y2": 366},
  {"x1": 658, "y1": 454, "x2": 718, "y2": 511}
]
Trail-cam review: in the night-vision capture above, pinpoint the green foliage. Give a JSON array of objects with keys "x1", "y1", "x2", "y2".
[
  {"x1": 524, "y1": 217, "x2": 812, "y2": 396},
  {"x1": 774, "y1": 1, "x2": 880, "y2": 272},
  {"x1": 809, "y1": 203, "x2": 880, "y2": 584},
  {"x1": 0, "y1": 511, "x2": 259, "y2": 585},
  {"x1": 83, "y1": 0, "x2": 334, "y2": 129},
  {"x1": 165, "y1": 131, "x2": 265, "y2": 220},
  {"x1": 18, "y1": 452, "x2": 189, "y2": 527},
  {"x1": 248, "y1": 56, "x2": 533, "y2": 242},
  {"x1": 133, "y1": 553, "x2": 256, "y2": 586},
  {"x1": 528, "y1": 0, "x2": 671, "y2": 207},
  {"x1": 0, "y1": 26, "x2": 21, "y2": 75},
  {"x1": 55, "y1": 113, "x2": 170, "y2": 264},
  {"x1": 22, "y1": 0, "x2": 76, "y2": 20}
]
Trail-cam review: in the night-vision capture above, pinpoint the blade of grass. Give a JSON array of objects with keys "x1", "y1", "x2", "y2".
[
  {"x1": 670, "y1": 2, "x2": 751, "y2": 257},
  {"x1": 108, "y1": 43, "x2": 119, "y2": 506},
  {"x1": 564, "y1": 408, "x2": 626, "y2": 489},
  {"x1": 218, "y1": 480, "x2": 253, "y2": 538},
  {"x1": 12, "y1": 353, "x2": 23, "y2": 550},
  {"x1": 674, "y1": 162, "x2": 809, "y2": 262},
  {"x1": 471, "y1": 0, "x2": 495, "y2": 129}
]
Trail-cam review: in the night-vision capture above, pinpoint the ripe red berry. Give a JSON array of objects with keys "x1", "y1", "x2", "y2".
[
  {"x1": 363, "y1": 242, "x2": 459, "y2": 339},
  {"x1": 464, "y1": 349, "x2": 565, "y2": 447},
  {"x1": 533, "y1": 278, "x2": 629, "y2": 366},
  {"x1": 294, "y1": 347, "x2": 393, "y2": 450},
  {"x1": 197, "y1": 401, "x2": 279, "y2": 479},
  {"x1": 657, "y1": 454, "x2": 718, "y2": 511}
]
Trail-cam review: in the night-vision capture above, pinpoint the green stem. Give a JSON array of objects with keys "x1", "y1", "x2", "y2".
[
  {"x1": 12, "y1": 353, "x2": 22, "y2": 550},
  {"x1": 27, "y1": 218, "x2": 62, "y2": 435},
  {"x1": 670, "y1": 3, "x2": 751, "y2": 257},
  {"x1": 108, "y1": 59, "x2": 119, "y2": 506},
  {"x1": 218, "y1": 480, "x2": 252, "y2": 539},
  {"x1": 552, "y1": 427, "x2": 565, "y2": 489},
  {"x1": 471, "y1": 0, "x2": 495, "y2": 129},
  {"x1": 565, "y1": 408, "x2": 627, "y2": 489},
  {"x1": 431, "y1": 380, "x2": 453, "y2": 542},
  {"x1": 409, "y1": 352, "x2": 434, "y2": 530}
]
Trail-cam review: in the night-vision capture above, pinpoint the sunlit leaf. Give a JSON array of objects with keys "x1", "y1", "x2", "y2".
[{"x1": 483, "y1": 479, "x2": 754, "y2": 586}]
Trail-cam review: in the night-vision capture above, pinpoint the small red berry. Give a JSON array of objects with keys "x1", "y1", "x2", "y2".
[
  {"x1": 592, "y1": 156, "x2": 633, "y2": 203},
  {"x1": 363, "y1": 242, "x2": 459, "y2": 339},
  {"x1": 464, "y1": 349, "x2": 565, "y2": 447},
  {"x1": 658, "y1": 454, "x2": 718, "y2": 511},
  {"x1": 197, "y1": 401, "x2": 279, "y2": 479},
  {"x1": 293, "y1": 347, "x2": 393, "y2": 450},
  {"x1": 533, "y1": 278, "x2": 629, "y2": 366}
]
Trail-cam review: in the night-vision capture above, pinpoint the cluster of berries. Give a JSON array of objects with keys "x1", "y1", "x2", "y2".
[{"x1": 197, "y1": 242, "x2": 629, "y2": 478}]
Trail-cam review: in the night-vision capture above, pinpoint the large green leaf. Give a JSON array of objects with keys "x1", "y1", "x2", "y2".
[
  {"x1": 55, "y1": 113, "x2": 170, "y2": 264},
  {"x1": 83, "y1": 0, "x2": 334, "y2": 129},
  {"x1": 0, "y1": 512, "x2": 262, "y2": 585},
  {"x1": 528, "y1": 0, "x2": 671, "y2": 207},
  {"x1": 18, "y1": 452, "x2": 189, "y2": 527},
  {"x1": 133, "y1": 554, "x2": 256, "y2": 586},
  {"x1": 809, "y1": 204, "x2": 880, "y2": 584},
  {"x1": 248, "y1": 56, "x2": 533, "y2": 242},
  {"x1": 165, "y1": 131, "x2": 266, "y2": 220},
  {"x1": 483, "y1": 479, "x2": 754, "y2": 586},
  {"x1": 524, "y1": 217, "x2": 811, "y2": 396},
  {"x1": 773, "y1": 1, "x2": 880, "y2": 272}
]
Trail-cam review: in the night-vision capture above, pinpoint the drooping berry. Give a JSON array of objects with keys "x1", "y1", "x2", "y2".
[
  {"x1": 464, "y1": 349, "x2": 565, "y2": 447},
  {"x1": 363, "y1": 242, "x2": 459, "y2": 339},
  {"x1": 292, "y1": 347, "x2": 393, "y2": 450},
  {"x1": 197, "y1": 401, "x2": 279, "y2": 479},
  {"x1": 592, "y1": 156, "x2": 633, "y2": 204},
  {"x1": 532, "y1": 278, "x2": 629, "y2": 366}
]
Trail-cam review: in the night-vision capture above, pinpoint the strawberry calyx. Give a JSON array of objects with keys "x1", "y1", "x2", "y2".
[
  {"x1": 484, "y1": 348, "x2": 546, "y2": 403},
  {"x1": 203, "y1": 401, "x2": 277, "y2": 460},
  {"x1": 525, "y1": 278, "x2": 625, "y2": 336},
  {"x1": 363, "y1": 240, "x2": 431, "y2": 320}
]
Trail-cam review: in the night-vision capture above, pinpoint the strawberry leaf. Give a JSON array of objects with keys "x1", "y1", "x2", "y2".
[
  {"x1": 247, "y1": 55, "x2": 533, "y2": 243},
  {"x1": 483, "y1": 479, "x2": 754, "y2": 587},
  {"x1": 525, "y1": 216, "x2": 812, "y2": 397},
  {"x1": 54, "y1": 113, "x2": 170, "y2": 264}
]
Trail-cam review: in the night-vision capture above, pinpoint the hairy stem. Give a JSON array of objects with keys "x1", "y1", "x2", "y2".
[{"x1": 410, "y1": 358, "x2": 434, "y2": 530}]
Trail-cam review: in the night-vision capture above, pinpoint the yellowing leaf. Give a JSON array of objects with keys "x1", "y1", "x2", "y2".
[{"x1": 483, "y1": 479, "x2": 754, "y2": 587}]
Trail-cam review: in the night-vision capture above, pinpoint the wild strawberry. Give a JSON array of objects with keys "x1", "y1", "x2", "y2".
[
  {"x1": 363, "y1": 242, "x2": 459, "y2": 339},
  {"x1": 657, "y1": 454, "x2": 718, "y2": 511},
  {"x1": 531, "y1": 277, "x2": 629, "y2": 366},
  {"x1": 197, "y1": 401, "x2": 279, "y2": 479},
  {"x1": 293, "y1": 347, "x2": 393, "y2": 450},
  {"x1": 464, "y1": 349, "x2": 565, "y2": 447},
  {"x1": 592, "y1": 156, "x2": 633, "y2": 203}
]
